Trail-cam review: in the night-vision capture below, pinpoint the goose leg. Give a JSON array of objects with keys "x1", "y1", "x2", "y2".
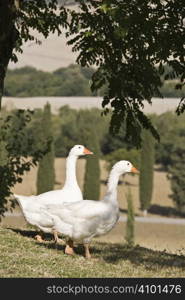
[
  {"x1": 52, "y1": 229, "x2": 65, "y2": 245},
  {"x1": 53, "y1": 230, "x2": 59, "y2": 244},
  {"x1": 34, "y1": 231, "x2": 45, "y2": 242},
  {"x1": 84, "y1": 243, "x2": 91, "y2": 259},
  {"x1": 65, "y1": 239, "x2": 75, "y2": 255}
]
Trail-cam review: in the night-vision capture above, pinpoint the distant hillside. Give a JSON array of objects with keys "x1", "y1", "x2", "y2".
[
  {"x1": 4, "y1": 65, "x2": 96, "y2": 97},
  {"x1": 5, "y1": 66, "x2": 184, "y2": 98}
]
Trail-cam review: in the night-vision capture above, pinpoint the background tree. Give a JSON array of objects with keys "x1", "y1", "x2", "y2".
[
  {"x1": 67, "y1": 0, "x2": 185, "y2": 145},
  {"x1": 75, "y1": 110, "x2": 101, "y2": 200},
  {"x1": 1, "y1": 0, "x2": 185, "y2": 142},
  {"x1": 139, "y1": 129, "x2": 155, "y2": 216},
  {"x1": 83, "y1": 129, "x2": 101, "y2": 200},
  {"x1": 154, "y1": 112, "x2": 184, "y2": 170},
  {"x1": 0, "y1": 0, "x2": 68, "y2": 108},
  {"x1": 152, "y1": 113, "x2": 185, "y2": 213},
  {"x1": 1, "y1": 0, "x2": 185, "y2": 216},
  {"x1": 125, "y1": 188, "x2": 135, "y2": 247},
  {"x1": 0, "y1": 109, "x2": 48, "y2": 216},
  {"x1": 54, "y1": 106, "x2": 79, "y2": 157},
  {"x1": 4, "y1": 64, "x2": 183, "y2": 98},
  {"x1": 4, "y1": 64, "x2": 182, "y2": 98},
  {"x1": 0, "y1": 0, "x2": 67, "y2": 216},
  {"x1": 105, "y1": 148, "x2": 140, "y2": 171},
  {"x1": 166, "y1": 129, "x2": 185, "y2": 213},
  {"x1": 36, "y1": 103, "x2": 55, "y2": 195}
]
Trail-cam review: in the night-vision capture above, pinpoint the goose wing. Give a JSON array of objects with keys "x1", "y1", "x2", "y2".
[{"x1": 44, "y1": 200, "x2": 108, "y2": 224}]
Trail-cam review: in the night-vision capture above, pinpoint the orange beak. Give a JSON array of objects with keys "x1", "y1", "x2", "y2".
[
  {"x1": 83, "y1": 147, "x2": 93, "y2": 155},
  {"x1": 131, "y1": 166, "x2": 139, "y2": 174}
]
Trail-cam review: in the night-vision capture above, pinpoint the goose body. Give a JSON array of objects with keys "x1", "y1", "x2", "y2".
[
  {"x1": 41, "y1": 160, "x2": 139, "y2": 257},
  {"x1": 15, "y1": 145, "x2": 93, "y2": 238}
]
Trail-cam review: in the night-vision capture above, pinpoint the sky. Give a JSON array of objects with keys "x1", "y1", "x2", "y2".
[{"x1": 8, "y1": 30, "x2": 78, "y2": 72}]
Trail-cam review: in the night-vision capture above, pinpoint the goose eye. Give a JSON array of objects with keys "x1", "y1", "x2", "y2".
[
  {"x1": 78, "y1": 146, "x2": 81, "y2": 149},
  {"x1": 127, "y1": 163, "x2": 130, "y2": 166}
]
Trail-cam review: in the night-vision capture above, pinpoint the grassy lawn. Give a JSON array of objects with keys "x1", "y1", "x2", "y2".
[{"x1": 0, "y1": 227, "x2": 185, "y2": 278}]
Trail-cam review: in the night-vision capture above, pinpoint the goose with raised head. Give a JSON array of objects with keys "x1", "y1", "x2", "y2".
[
  {"x1": 42, "y1": 160, "x2": 139, "y2": 258},
  {"x1": 14, "y1": 145, "x2": 93, "y2": 242}
]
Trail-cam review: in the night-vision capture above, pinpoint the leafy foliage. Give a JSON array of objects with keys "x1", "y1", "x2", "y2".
[
  {"x1": 154, "y1": 112, "x2": 185, "y2": 169},
  {"x1": 0, "y1": 0, "x2": 68, "y2": 107},
  {"x1": 1, "y1": 0, "x2": 185, "y2": 145},
  {"x1": 13, "y1": 0, "x2": 68, "y2": 60},
  {"x1": 54, "y1": 106, "x2": 79, "y2": 157},
  {"x1": 0, "y1": 109, "x2": 48, "y2": 216},
  {"x1": 66, "y1": 0, "x2": 185, "y2": 145},
  {"x1": 55, "y1": 107, "x2": 108, "y2": 157},
  {"x1": 36, "y1": 103, "x2": 55, "y2": 194}
]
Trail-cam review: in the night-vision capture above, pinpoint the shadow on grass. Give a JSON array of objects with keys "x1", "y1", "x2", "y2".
[
  {"x1": 119, "y1": 207, "x2": 140, "y2": 216},
  {"x1": 8, "y1": 227, "x2": 185, "y2": 270},
  {"x1": 120, "y1": 204, "x2": 185, "y2": 218},
  {"x1": 8, "y1": 227, "x2": 66, "y2": 251},
  {"x1": 38, "y1": 240, "x2": 185, "y2": 270},
  {"x1": 8, "y1": 227, "x2": 54, "y2": 241},
  {"x1": 98, "y1": 242, "x2": 185, "y2": 269},
  {"x1": 8, "y1": 228, "x2": 101, "y2": 254},
  {"x1": 148, "y1": 204, "x2": 185, "y2": 218},
  {"x1": 34, "y1": 239, "x2": 103, "y2": 256}
]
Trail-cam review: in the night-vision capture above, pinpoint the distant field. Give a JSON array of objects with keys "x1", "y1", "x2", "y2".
[{"x1": 2, "y1": 96, "x2": 181, "y2": 115}]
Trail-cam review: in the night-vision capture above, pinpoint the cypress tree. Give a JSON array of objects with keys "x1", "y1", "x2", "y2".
[
  {"x1": 125, "y1": 189, "x2": 135, "y2": 247},
  {"x1": 83, "y1": 128, "x2": 100, "y2": 200},
  {"x1": 168, "y1": 139, "x2": 185, "y2": 213},
  {"x1": 139, "y1": 129, "x2": 155, "y2": 215},
  {"x1": 36, "y1": 103, "x2": 55, "y2": 195}
]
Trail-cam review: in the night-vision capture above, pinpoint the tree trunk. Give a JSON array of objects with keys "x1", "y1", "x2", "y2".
[{"x1": 0, "y1": 0, "x2": 18, "y2": 109}]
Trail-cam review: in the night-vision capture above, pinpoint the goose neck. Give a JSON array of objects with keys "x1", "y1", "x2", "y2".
[
  {"x1": 103, "y1": 169, "x2": 121, "y2": 203},
  {"x1": 64, "y1": 154, "x2": 78, "y2": 187}
]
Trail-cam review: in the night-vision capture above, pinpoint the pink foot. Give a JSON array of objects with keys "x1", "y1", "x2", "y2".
[
  {"x1": 34, "y1": 234, "x2": 45, "y2": 243},
  {"x1": 65, "y1": 245, "x2": 75, "y2": 255}
]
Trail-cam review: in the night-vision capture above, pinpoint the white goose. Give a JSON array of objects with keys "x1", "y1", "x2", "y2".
[
  {"x1": 41, "y1": 160, "x2": 139, "y2": 258},
  {"x1": 15, "y1": 145, "x2": 93, "y2": 242}
]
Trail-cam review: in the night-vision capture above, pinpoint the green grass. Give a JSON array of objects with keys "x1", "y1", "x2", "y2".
[{"x1": 0, "y1": 227, "x2": 185, "y2": 278}]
